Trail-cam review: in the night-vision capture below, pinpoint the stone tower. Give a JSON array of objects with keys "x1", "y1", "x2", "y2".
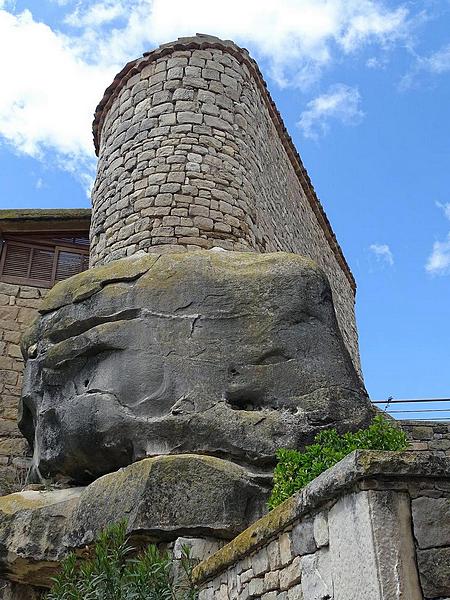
[
  {"x1": 90, "y1": 34, "x2": 360, "y2": 373},
  {"x1": 1, "y1": 34, "x2": 376, "y2": 594}
]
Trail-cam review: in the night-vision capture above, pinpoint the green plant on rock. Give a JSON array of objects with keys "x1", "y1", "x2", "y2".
[
  {"x1": 46, "y1": 521, "x2": 198, "y2": 600},
  {"x1": 268, "y1": 415, "x2": 408, "y2": 509}
]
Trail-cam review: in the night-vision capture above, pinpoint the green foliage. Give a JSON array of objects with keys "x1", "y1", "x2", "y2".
[
  {"x1": 268, "y1": 415, "x2": 408, "y2": 509},
  {"x1": 46, "y1": 521, "x2": 198, "y2": 600}
]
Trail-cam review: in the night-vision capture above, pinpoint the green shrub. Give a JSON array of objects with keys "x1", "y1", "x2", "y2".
[
  {"x1": 268, "y1": 415, "x2": 408, "y2": 509},
  {"x1": 46, "y1": 521, "x2": 197, "y2": 600}
]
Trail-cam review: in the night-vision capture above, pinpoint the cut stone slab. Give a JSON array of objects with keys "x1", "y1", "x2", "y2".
[
  {"x1": 20, "y1": 250, "x2": 373, "y2": 483},
  {"x1": 417, "y1": 546, "x2": 450, "y2": 598},
  {"x1": 328, "y1": 490, "x2": 422, "y2": 600},
  {"x1": 412, "y1": 496, "x2": 450, "y2": 549},
  {"x1": 300, "y1": 549, "x2": 332, "y2": 600},
  {"x1": 0, "y1": 454, "x2": 266, "y2": 587}
]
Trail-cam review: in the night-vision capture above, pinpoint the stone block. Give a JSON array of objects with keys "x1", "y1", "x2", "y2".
[
  {"x1": 300, "y1": 550, "x2": 332, "y2": 600},
  {"x1": 252, "y1": 547, "x2": 269, "y2": 576},
  {"x1": 261, "y1": 592, "x2": 278, "y2": 600},
  {"x1": 409, "y1": 426, "x2": 433, "y2": 440},
  {"x1": 417, "y1": 547, "x2": 450, "y2": 598},
  {"x1": 292, "y1": 519, "x2": 316, "y2": 556},
  {"x1": 194, "y1": 216, "x2": 214, "y2": 231},
  {"x1": 0, "y1": 283, "x2": 19, "y2": 296},
  {"x1": 240, "y1": 569, "x2": 253, "y2": 585},
  {"x1": 248, "y1": 578, "x2": 264, "y2": 598},
  {"x1": 264, "y1": 570, "x2": 279, "y2": 591},
  {"x1": 287, "y1": 584, "x2": 303, "y2": 600},
  {"x1": 279, "y1": 556, "x2": 301, "y2": 591},
  {"x1": 412, "y1": 496, "x2": 450, "y2": 549},
  {"x1": 267, "y1": 539, "x2": 282, "y2": 570},
  {"x1": 18, "y1": 287, "x2": 40, "y2": 300},
  {"x1": 328, "y1": 490, "x2": 422, "y2": 600},
  {"x1": 0, "y1": 455, "x2": 268, "y2": 587},
  {"x1": 177, "y1": 111, "x2": 203, "y2": 124},
  {"x1": 0, "y1": 438, "x2": 28, "y2": 457},
  {"x1": 313, "y1": 513, "x2": 329, "y2": 548},
  {"x1": 172, "y1": 536, "x2": 222, "y2": 561},
  {"x1": 279, "y1": 533, "x2": 293, "y2": 567}
]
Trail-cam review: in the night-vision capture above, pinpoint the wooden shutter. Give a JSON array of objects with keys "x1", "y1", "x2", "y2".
[
  {"x1": 29, "y1": 247, "x2": 55, "y2": 283},
  {"x1": 55, "y1": 249, "x2": 89, "y2": 282},
  {"x1": 1, "y1": 242, "x2": 31, "y2": 279},
  {"x1": 0, "y1": 238, "x2": 89, "y2": 287}
]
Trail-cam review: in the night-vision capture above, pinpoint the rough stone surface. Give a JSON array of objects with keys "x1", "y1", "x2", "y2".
[
  {"x1": 412, "y1": 496, "x2": 450, "y2": 549},
  {"x1": 90, "y1": 34, "x2": 361, "y2": 372},
  {"x1": 194, "y1": 451, "x2": 450, "y2": 600},
  {"x1": 0, "y1": 454, "x2": 259, "y2": 587},
  {"x1": 402, "y1": 419, "x2": 450, "y2": 457},
  {"x1": 312, "y1": 513, "x2": 329, "y2": 548},
  {"x1": 328, "y1": 490, "x2": 422, "y2": 600},
  {"x1": 0, "y1": 283, "x2": 42, "y2": 492},
  {"x1": 20, "y1": 251, "x2": 372, "y2": 482},
  {"x1": 292, "y1": 519, "x2": 316, "y2": 556},
  {"x1": 300, "y1": 550, "x2": 332, "y2": 600},
  {"x1": 0, "y1": 488, "x2": 82, "y2": 586},
  {"x1": 0, "y1": 580, "x2": 43, "y2": 599},
  {"x1": 417, "y1": 546, "x2": 450, "y2": 598}
]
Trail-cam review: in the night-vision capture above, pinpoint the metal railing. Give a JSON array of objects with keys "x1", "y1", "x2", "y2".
[{"x1": 372, "y1": 397, "x2": 450, "y2": 421}]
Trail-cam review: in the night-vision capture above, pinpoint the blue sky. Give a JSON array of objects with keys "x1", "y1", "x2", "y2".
[{"x1": 0, "y1": 0, "x2": 449, "y2": 403}]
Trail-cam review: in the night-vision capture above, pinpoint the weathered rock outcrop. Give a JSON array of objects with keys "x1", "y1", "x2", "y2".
[
  {"x1": 19, "y1": 251, "x2": 373, "y2": 483},
  {"x1": 0, "y1": 454, "x2": 266, "y2": 587}
]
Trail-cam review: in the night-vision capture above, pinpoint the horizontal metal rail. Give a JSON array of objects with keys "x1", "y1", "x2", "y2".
[
  {"x1": 371, "y1": 397, "x2": 450, "y2": 422},
  {"x1": 372, "y1": 398, "x2": 450, "y2": 404}
]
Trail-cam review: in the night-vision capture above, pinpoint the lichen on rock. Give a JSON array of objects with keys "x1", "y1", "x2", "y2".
[{"x1": 19, "y1": 250, "x2": 373, "y2": 484}]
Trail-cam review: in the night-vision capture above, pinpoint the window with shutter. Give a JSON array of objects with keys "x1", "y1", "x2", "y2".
[
  {"x1": 0, "y1": 233, "x2": 89, "y2": 288},
  {"x1": 55, "y1": 250, "x2": 88, "y2": 282},
  {"x1": 2, "y1": 243, "x2": 31, "y2": 280}
]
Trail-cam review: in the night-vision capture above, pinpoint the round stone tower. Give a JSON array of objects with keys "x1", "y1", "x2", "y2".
[{"x1": 91, "y1": 34, "x2": 361, "y2": 373}]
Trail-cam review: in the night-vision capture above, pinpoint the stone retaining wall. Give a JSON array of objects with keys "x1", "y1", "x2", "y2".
[
  {"x1": 402, "y1": 419, "x2": 450, "y2": 456},
  {"x1": 193, "y1": 451, "x2": 450, "y2": 600},
  {"x1": 0, "y1": 283, "x2": 39, "y2": 493},
  {"x1": 90, "y1": 34, "x2": 360, "y2": 373}
]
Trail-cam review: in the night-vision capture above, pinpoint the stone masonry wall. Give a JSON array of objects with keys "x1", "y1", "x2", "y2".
[
  {"x1": 402, "y1": 419, "x2": 450, "y2": 456},
  {"x1": 194, "y1": 451, "x2": 450, "y2": 600},
  {"x1": 0, "y1": 282, "x2": 40, "y2": 494},
  {"x1": 90, "y1": 35, "x2": 360, "y2": 373}
]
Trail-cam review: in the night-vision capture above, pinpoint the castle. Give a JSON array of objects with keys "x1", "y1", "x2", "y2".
[{"x1": 0, "y1": 35, "x2": 448, "y2": 600}]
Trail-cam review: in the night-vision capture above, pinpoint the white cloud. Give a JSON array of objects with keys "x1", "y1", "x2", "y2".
[
  {"x1": 297, "y1": 84, "x2": 364, "y2": 140},
  {"x1": 366, "y1": 56, "x2": 388, "y2": 69},
  {"x1": 65, "y1": 2, "x2": 127, "y2": 28},
  {"x1": 400, "y1": 43, "x2": 450, "y2": 89},
  {"x1": 426, "y1": 234, "x2": 450, "y2": 275},
  {"x1": 436, "y1": 201, "x2": 450, "y2": 221},
  {"x1": 420, "y1": 44, "x2": 450, "y2": 74},
  {"x1": 0, "y1": 7, "x2": 119, "y2": 189},
  {"x1": 369, "y1": 243, "x2": 394, "y2": 266},
  {"x1": 425, "y1": 203, "x2": 450, "y2": 275},
  {"x1": 0, "y1": 0, "x2": 410, "y2": 188}
]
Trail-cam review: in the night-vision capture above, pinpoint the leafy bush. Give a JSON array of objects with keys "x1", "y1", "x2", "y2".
[
  {"x1": 268, "y1": 415, "x2": 408, "y2": 509},
  {"x1": 46, "y1": 521, "x2": 197, "y2": 600}
]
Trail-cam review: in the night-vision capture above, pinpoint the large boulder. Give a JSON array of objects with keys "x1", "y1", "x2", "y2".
[
  {"x1": 20, "y1": 251, "x2": 373, "y2": 482},
  {"x1": 0, "y1": 454, "x2": 267, "y2": 587}
]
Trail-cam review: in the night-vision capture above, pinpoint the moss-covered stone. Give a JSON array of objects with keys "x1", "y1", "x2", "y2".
[
  {"x1": 0, "y1": 455, "x2": 267, "y2": 588},
  {"x1": 0, "y1": 209, "x2": 91, "y2": 221},
  {"x1": 192, "y1": 450, "x2": 450, "y2": 585},
  {"x1": 20, "y1": 250, "x2": 373, "y2": 483}
]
